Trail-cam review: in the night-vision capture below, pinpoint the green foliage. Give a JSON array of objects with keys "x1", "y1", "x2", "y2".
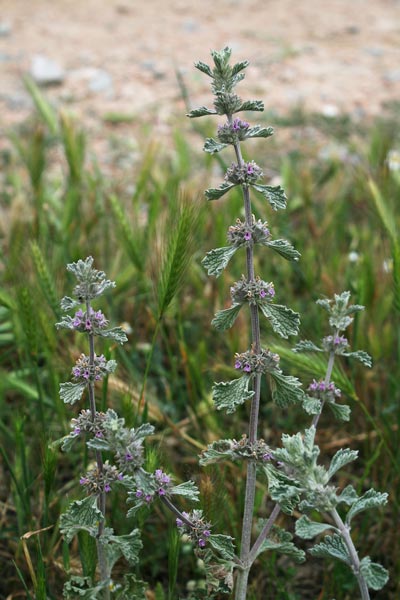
[
  {"x1": 255, "y1": 525, "x2": 305, "y2": 563},
  {"x1": 60, "y1": 497, "x2": 104, "y2": 543},
  {"x1": 212, "y1": 375, "x2": 254, "y2": 413},
  {"x1": 309, "y1": 534, "x2": 351, "y2": 564}
]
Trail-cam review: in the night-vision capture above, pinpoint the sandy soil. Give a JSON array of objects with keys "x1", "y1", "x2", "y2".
[{"x1": 1, "y1": 0, "x2": 400, "y2": 144}]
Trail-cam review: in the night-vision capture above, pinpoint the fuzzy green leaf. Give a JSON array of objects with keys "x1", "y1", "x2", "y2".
[
  {"x1": 302, "y1": 395, "x2": 322, "y2": 415},
  {"x1": 60, "y1": 381, "x2": 86, "y2": 405},
  {"x1": 260, "y1": 302, "x2": 300, "y2": 338},
  {"x1": 346, "y1": 489, "x2": 388, "y2": 525},
  {"x1": 60, "y1": 497, "x2": 103, "y2": 543},
  {"x1": 327, "y1": 402, "x2": 351, "y2": 421},
  {"x1": 263, "y1": 464, "x2": 302, "y2": 514},
  {"x1": 336, "y1": 485, "x2": 358, "y2": 506},
  {"x1": 86, "y1": 437, "x2": 110, "y2": 451},
  {"x1": 246, "y1": 125, "x2": 274, "y2": 139},
  {"x1": 268, "y1": 371, "x2": 305, "y2": 407},
  {"x1": 170, "y1": 481, "x2": 200, "y2": 501},
  {"x1": 115, "y1": 574, "x2": 148, "y2": 599},
  {"x1": 60, "y1": 296, "x2": 81, "y2": 311},
  {"x1": 266, "y1": 239, "x2": 300, "y2": 261},
  {"x1": 342, "y1": 350, "x2": 372, "y2": 368},
  {"x1": 231, "y1": 60, "x2": 249, "y2": 76},
  {"x1": 63, "y1": 576, "x2": 107, "y2": 599},
  {"x1": 194, "y1": 61, "x2": 213, "y2": 77},
  {"x1": 203, "y1": 138, "x2": 228, "y2": 154},
  {"x1": 208, "y1": 534, "x2": 236, "y2": 560},
  {"x1": 292, "y1": 339, "x2": 323, "y2": 353},
  {"x1": 256, "y1": 525, "x2": 305, "y2": 563},
  {"x1": 252, "y1": 184, "x2": 287, "y2": 210},
  {"x1": 202, "y1": 246, "x2": 238, "y2": 277},
  {"x1": 105, "y1": 530, "x2": 142, "y2": 569},
  {"x1": 328, "y1": 448, "x2": 358, "y2": 479},
  {"x1": 199, "y1": 440, "x2": 236, "y2": 466},
  {"x1": 60, "y1": 433, "x2": 79, "y2": 452},
  {"x1": 309, "y1": 533, "x2": 350, "y2": 564},
  {"x1": 236, "y1": 99, "x2": 264, "y2": 112},
  {"x1": 187, "y1": 106, "x2": 217, "y2": 118},
  {"x1": 96, "y1": 326, "x2": 128, "y2": 344},
  {"x1": 360, "y1": 557, "x2": 389, "y2": 591},
  {"x1": 205, "y1": 182, "x2": 236, "y2": 201},
  {"x1": 212, "y1": 303, "x2": 242, "y2": 330},
  {"x1": 212, "y1": 375, "x2": 254, "y2": 414},
  {"x1": 295, "y1": 515, "x2": 337, "y2": 540}
]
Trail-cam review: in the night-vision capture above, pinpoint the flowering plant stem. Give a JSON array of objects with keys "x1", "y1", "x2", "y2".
[
  {"x1": 86, "y1": 298, "x2": 110, "y2": 598},
  {"x1": 231, "y1": 128, "x2": 262, "y2": 599}
]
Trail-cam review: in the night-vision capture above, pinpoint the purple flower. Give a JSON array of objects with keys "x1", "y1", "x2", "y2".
[
  {"x1": 79, "y1": 477, "x2": 87, "y2": 485},
  {"x1": 95, "y1": 431, "x2": 103, "y2": 438},
  {"x1": 263, "y1": 453, "x2": 272, "y2": 461},
  {"x1": 259, "y1": 289, "x2": 267, "y2": 298},
  {"x1": 244, "y1": 231, "x2": 252, "y2": 241},
  {"x1": 268, "y1": 287, "x2": 275, "y2": 297},
  {"x1": 246, "y1": 164, "x2": 254, "y2": 175},
  {"x1": 85, "y1": 319, "x2": 92, "y2": 330},
  {"x1": 145, "y1": 494, "x2": 153, "y2": 503},
  {"x1": 158, "y1": 488, "x2": 166, "y2": 496},
  {"x1": 73, "y1": 427, "x2": 81, "y2": 435},
  {"x1": 104, "y1": 483, "x2": 111, "y2": 493},
  {"x1": 72, "y1": 367, "x2": 81, "y2": 377},
  {"x1": 135, "y1": 490, "x2": 143, "y2": 498},
  {"x1": 83, "y1": 369, "x2": 90, "y2": 380},
  {"x1": 118, "y1": 473, "x2": 124, "y2": 480},
  {"x1": 234, "y1": 360, "x2": 241, "y2": 369},
  {"x1": 198, "y1": 538, "x2": 206, "y2": 548},
  {"x1": 176, "y1": 518, "x2": 183, "y2": 527},
  {"x1": 244, "y1": 363, "x2": 251, "y2": 372},
  {"x1": 125, "y1": 452, "x2": 133, "y2": 461},
  {"x1": 203, "y1": 529, "x2": 211, "y2": 537}
]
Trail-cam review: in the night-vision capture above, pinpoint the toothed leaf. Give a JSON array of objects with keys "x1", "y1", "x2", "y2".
[
  {"x1": 202, "y1": 246, "x2": 238, "y2": 277},
  {"x1": 293, "y1": 339, "x2": 323, "y2": 353},
  {"x1": 96, "y1": 326, "x2": 128, "y2": 344},
  {"x1": 256, "y1": 525, "x2": 305, "y2": 562},
  {"x1": 360, "y1": 557, "x2": 389, "y2": 591},
  {"x1": 302, "y1": 395, "x2": 322, "y2": 415},
  {"x1": 246, "y1": 125, "x2": 274, "y2": 139},
  {"x1": 187, "y1": 106, "x2": 218, "y2": 118},
  {"x1": 268, "y1": 371, "x2": 305, "y2": 407},
  {"x1": 346, "y1": 489, "x2": 388, "y2": 525},
  {"x1": 252, "y1": 184, "x2": 287, "y2": 210},
  {"x1": 212, "y1": 303, "x2": 242, "y2": 330},
  {"x1": 295, "y1": 515, "x2": 337, "y2": 540},
  {"x1": 231, "y1": 60, "x2": 249, "y2": 76},
  {"x1": 336, "y1": 485, "x2": 358, "y2": 506},
  {"x1": 266, "y1": 239, "x2": 300, "y2": 261},
  {"x1": 236, "y1": 99, "x2": 264, "y2": 112},
  {"x1": 203, "y1": 138, "x2": 228, "y2": 154},
  {"x1": 328, "y1": 448, "x2": 358, "y2": 479},
  {"x1": 60, "y1": 381, "x2": 86, "y2": 405},
  {"x1": 208, "y1": 534, "x2": 236, "y2": 560},
  {"x1": 60, "y1": 497, "x2": 103, "y2": 543},
  {"x1": 260, "y1": 302, "x2": 300, "y2": 338},
  {"x1": 104, "y1": 529, "x2": 142, "y2": 569},
  {"x1": 194, "y1": 61, "x2": 213, "y2": 77},
  {"x1": 170, "y1": 481, "x2": 200, "y2": 502},
  {"x1": 205, "y1": 182, "x2": 236, "y2": 201},
  {"x1": 342, "y1": 350, "x2": 372, "y2": 367},
  {"x1": 212, "y1": 375, "x2": 254, "y2": 413},
  {"x1": 309, "y1": 533, "x2": 350, "y2": 564},
  {"x1": 327, "y1": 402, "x2": 351, "y2": 421}
]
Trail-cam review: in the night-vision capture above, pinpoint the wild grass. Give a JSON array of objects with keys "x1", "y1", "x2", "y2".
[{"x1": 0, "y1": 81, "x2": 399, "y2": 598}]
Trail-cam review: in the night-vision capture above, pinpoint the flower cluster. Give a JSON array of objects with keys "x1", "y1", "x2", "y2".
[
  {"x1": 225, "y1": 161, "x2": 263, "y2": 185},
  {"x1": 71, "y1": 353, "x2": 109, "y2": 382},
  {"x1": 135, "y1": 469, "x2": 173, "y2": 504},
  {"x1": 71, "y1": 307, "x2": 108, "y2": 332},
  {"x1": 214, "y1": 92, "x2": 242, "y2": 115},
  {"x1": 227, "y1": 217, "x2": 270, "y2": 247},
  {"x1": 234, "y1": 348, "x2": 280, "y2": 374},
  {"x1": 230, "y1": 275, "x2": 275, "y2": 305},
  {"x1": 70, "y1": 409, "x2": 107, "y2": 437},
  {"x1": 322, "y1": 335, "x2": 349, "y2": 353},
  {"x1": 231, "y1": 435, "x2": 273, "y2": 461},
  {"x1": 217, "y1": 118, "x2": 250, "y2": 143},
  {"x1": 115, "y1": 444, "x2": 145, "y2": 472},
  {"x1": 79, "y1": 461, "x2": 124, "y2": 495},
  {"x1": 307, "y1": 379, "x2": 341, "y2": 401},
  {"x1": 176, "y1": 509, "x2": 212, "y2": 549}
]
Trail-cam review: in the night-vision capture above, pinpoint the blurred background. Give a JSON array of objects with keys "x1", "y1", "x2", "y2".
[{"x1": 0, "y1": 1, "x2": 399, "y2": 598}]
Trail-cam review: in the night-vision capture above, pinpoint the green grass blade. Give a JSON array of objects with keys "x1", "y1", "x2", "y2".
[
  {"x1": 23, "y1": 76, "x2": 58, "y2": 135},
  {"x1": 30, "y1": 241, "x2": 61, "y2": 318}
]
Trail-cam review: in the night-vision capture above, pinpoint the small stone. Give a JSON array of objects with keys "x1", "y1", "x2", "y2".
[
  {"x1": 321, "y1": 104, "x2": 340, "y2": 118},
  {"x1": 0, "y1": 21, "x2": 12, "y2": 37},
  {"x1": 88, "y1": 69, "x2": 113, "y2": 93},
  {"x1": 31, "y1": 55, "x2": 65, "y2": 86},
  {"x1": 384, "y1": 69, "x2": 400, "y2": 83}
]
